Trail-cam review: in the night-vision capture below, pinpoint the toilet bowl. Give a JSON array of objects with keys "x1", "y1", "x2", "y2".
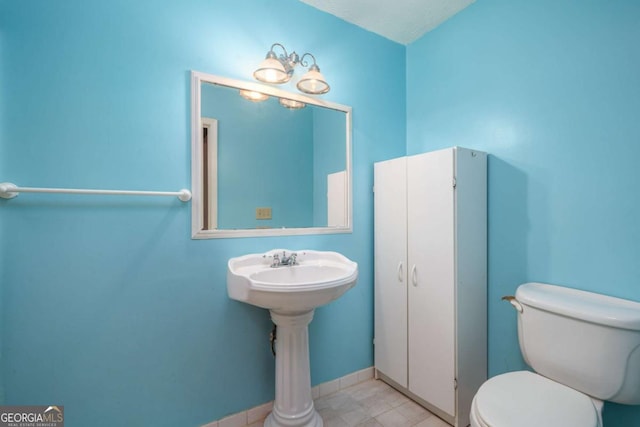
[
  {"x1": 469, "y1": 283, "x2": 640, "y2": 427},
  {"x1": 470, "y1": 371, "x2": 603, "y2": 427}
]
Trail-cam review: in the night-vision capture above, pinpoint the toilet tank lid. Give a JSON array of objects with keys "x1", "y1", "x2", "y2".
[{"x1": 516, "y1": 283, "x2": 640, "y2": 331}]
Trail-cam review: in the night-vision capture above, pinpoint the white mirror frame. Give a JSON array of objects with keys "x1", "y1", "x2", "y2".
[{"x1": 190, "y1": 70, "x2": 353, "y2": 239}]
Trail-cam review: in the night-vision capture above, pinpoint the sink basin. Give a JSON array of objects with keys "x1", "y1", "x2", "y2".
[{"x1": 227, "y1": 249, "x2": 358, "y2": 313}]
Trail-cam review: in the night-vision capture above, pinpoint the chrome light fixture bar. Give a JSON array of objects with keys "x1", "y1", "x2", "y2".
[{"x1": 253, "y1": 43, "x2": 330, "y2": 95}]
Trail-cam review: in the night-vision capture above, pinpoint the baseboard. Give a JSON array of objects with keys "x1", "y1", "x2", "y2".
[{"x1": 201, "y1": 367, "x2": 375, "y2": 427}]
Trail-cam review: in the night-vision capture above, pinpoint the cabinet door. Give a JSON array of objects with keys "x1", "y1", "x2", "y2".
[
  {"x1": 407, "y1": 149, "x2": 456, "y2": 416},
  {"x1": 374, "y1": 157, "x2": 408, "y2": 387}
]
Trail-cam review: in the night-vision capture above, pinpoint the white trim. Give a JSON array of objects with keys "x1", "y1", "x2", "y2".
[
  {"x1": 200, "y1": 367, "x2": 374, "y2": 427},
  {"x1": 202, "y1": 118, "x2": 218, "y2": 230},
  {"x1": 190, "y1": 70, "x2": 353, "y2": 239},
  {"x1": 191, "y1": 71, "x2": 204, "y2": 237}
]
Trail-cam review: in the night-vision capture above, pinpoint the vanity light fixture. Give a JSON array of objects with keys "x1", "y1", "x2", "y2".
[
  {"x1": 253, "y1": 43, "x2": 330, "y2": 95},
  {"x1": 279, "y1": 98, "x2": 306, "y2": 110},
  {"x1": 239, "y1": 89, "x2": 269, "y2": 102}
]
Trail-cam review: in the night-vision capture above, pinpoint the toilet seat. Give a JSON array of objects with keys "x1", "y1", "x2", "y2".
[{"x1": 471, "y1": 371, "x2": 601, "y2": 427}]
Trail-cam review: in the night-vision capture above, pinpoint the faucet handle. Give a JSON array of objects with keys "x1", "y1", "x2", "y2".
[
  {"x1": 271, "y1": 253, "x2": 280, "y2": 267},
  {"x1": 290, "y1": 252, "x2": 298, "y2": 265}
]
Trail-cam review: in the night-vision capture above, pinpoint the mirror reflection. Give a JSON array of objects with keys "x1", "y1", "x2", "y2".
[{"x1": 191, "y1": 71, "x2": 352, "y2": 239}]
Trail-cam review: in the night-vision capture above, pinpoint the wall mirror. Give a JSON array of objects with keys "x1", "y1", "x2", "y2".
[{"x1": 191, "y1": 71, "x2": 352, "y2": 239}]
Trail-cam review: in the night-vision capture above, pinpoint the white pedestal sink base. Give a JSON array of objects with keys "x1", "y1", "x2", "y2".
[
  {"x1": 227, "y1": 250, "x2": 358, "y2": 427},
  {"x1": 264, "y1": 310, "x2": 323, "y2": 427}
]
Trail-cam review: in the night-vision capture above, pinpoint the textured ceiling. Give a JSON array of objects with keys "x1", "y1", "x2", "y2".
[{"x1": 299, "y1": 0, "x2": 475, "y2": 45}]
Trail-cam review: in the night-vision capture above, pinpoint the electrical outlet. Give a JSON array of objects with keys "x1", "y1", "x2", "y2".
[{"x1": 256, "y1": 207, "x2": 272, "y2": 220}]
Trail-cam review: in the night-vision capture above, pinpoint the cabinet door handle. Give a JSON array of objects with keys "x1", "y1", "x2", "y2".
[
  {"x1": 411, "y1": 265, "x2": 418, "y2": 286},
  {"x1": 397, "y1": 262, "x2": 404, "y2": 283}
]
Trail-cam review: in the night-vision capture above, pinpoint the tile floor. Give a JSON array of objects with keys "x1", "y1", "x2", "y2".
[{"x1": 247, "y1": 379, "x2": 451, "y2": 427}]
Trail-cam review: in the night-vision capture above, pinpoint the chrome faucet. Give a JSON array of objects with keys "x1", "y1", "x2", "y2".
[
  {"x1": 271, "y1": 251, "x2": 297, "y2": 267},
  {"x1": 281, "y1": 251, "x2": 297, "y2": 266}
]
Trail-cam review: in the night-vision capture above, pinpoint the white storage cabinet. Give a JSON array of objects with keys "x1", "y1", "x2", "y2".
[{"x1": 374, "y1": 147, "x2": 487, "y2": 427}]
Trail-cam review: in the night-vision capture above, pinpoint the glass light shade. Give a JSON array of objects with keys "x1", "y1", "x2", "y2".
[
  {"x1": 253, "y1": 57, "x2": 289, "y2": 84},
  {"x1": 296, "y1": 66, "x2": 330, "y2": 95},
  {"x1": 239, "y1": 90, "x2": 269, "y2": 102},
  {"x1": 279, "y1": 98, "x2": 306, "y2": 110}
]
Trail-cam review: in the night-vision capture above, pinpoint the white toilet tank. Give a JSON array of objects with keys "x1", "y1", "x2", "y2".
[{"x1": 515, "y1": 282, "x2": 640, "y2": 404}]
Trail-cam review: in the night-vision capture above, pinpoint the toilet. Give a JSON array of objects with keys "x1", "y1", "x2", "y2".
[{"x1": 470, "y1": 282, "x2": 640, "y2": 427}]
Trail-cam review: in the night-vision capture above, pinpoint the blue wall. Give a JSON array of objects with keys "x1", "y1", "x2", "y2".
[
  {"x1": 407, "y1": 0, "x2": 640, "y2": 424},
  {"x1": 0, "y1": 0, "x2": 406, "y2": 425}
]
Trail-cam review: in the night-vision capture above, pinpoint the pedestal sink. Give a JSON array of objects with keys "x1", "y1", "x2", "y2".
[{"x1": 227, "y1": 250, "x2": 358, "y2": 427}]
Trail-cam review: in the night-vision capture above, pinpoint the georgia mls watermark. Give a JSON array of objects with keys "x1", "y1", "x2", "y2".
[{"x1": 0, "y1": 406, "x2": 64, "y2": 427}]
